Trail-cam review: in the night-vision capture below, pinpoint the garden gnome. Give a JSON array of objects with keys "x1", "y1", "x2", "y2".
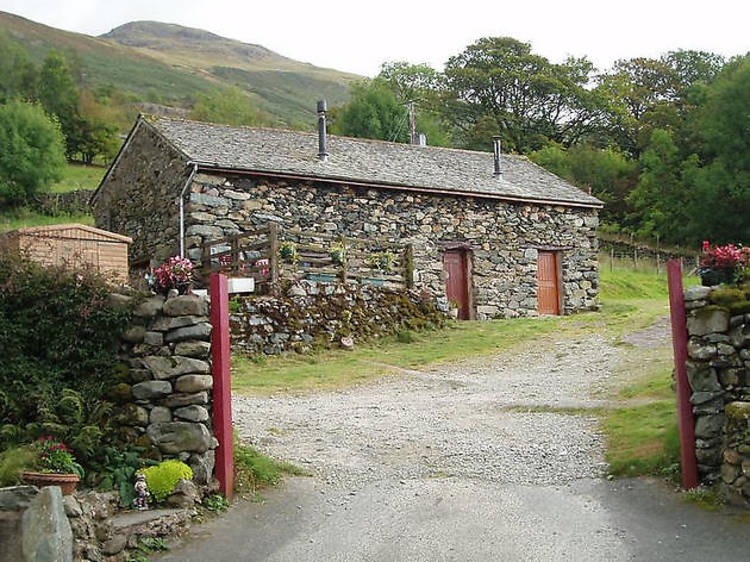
[{"x1": 133, "y1": 473, "x2": 150, "y2": 510}]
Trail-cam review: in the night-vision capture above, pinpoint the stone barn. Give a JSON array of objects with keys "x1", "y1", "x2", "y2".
[{"x1": 92, "y1": 114, "x2": 602, "y2": 319}]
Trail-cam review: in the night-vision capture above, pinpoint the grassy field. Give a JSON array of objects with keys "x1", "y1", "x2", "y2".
[{"x1": 50, "y1": 164, "x2": 105, "y2": 193}]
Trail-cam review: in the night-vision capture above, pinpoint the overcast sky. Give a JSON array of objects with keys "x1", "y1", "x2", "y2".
[{"x1": 1, "y1": 0, "x2": 748, "y2": 76}]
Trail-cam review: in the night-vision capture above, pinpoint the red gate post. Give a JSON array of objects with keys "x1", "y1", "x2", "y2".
[
  {"x1": 210, "y1": 273, "x2": 234, "y2": 500},
  {"x1": 667, "y1": 259, "x2": 698, "y2": 489}
]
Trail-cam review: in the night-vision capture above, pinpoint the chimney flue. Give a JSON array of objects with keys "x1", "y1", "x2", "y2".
[
  {"x1": 317, "y1": 99, "x2": 328, "y2": 162},
  {"x1": 492, "y1": 135, "x2": 502, "y2": 177}
]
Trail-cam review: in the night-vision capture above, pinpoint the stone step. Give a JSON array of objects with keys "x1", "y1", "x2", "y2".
[{"x1": 102, "y1": 508, "x2": 191, "y2": 556}]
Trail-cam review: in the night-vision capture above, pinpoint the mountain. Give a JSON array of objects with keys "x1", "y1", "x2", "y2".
[{"x1": 0, "y1": 12, "x2": 359, "y2": 125}]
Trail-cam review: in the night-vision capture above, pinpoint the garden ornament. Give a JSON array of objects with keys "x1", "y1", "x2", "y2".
[{"x1": 133, "y1": 473, "x2": 150, "y2": 510}]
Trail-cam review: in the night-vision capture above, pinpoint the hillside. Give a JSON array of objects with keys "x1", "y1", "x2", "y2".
[{"x1": 0, "y1": 12, "x2": 358, "y2": 125}]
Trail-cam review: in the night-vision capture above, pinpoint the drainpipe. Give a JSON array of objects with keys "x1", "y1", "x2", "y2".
[{"x1": 179, "y1": 163, "x2": 199, "y2": 258}]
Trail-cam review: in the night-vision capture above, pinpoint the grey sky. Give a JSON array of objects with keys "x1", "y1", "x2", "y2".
[{"x1": 1, "y1": 0, "x2": 748, "y2": 76}]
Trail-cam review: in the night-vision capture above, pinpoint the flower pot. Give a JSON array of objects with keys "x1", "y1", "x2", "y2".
[
  {"x1": 23, "y1": 471, "x2": 80, "y2": 496},
  {"x1": 700, "y1": 269, "x2": 730, "y2": 287}
]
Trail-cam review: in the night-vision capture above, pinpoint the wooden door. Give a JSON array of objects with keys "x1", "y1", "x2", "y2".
[
  {"x1": 537, "y1": 251, "x2": 560, "y2": 315},
  {"x1": 443, "y1": 249, "x2": 471, "y2": 320}
]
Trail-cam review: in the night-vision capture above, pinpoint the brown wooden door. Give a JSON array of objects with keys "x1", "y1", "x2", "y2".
[
  {"x1": 444, "y1": 249, "x2": 471, "y2": 320},
  {"x1": 537, "y1": 251, "x2": 560, "y2": 315}
]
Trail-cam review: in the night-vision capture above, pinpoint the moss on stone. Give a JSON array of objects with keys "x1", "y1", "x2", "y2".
[
  {"x1": 729, "y1": 301, "x2": 750, "y2": 315},
  {"x1": 710, "y1": 287, "x2": 749, "y2": 307},
  {"x1": 725, "y1": 401, "x2": 750, "y2": 421}
]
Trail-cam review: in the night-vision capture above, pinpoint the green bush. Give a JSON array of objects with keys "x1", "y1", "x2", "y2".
[
  {"x1": 0, "y1": 251, "x2": 132, "y2": 464},
  {"x1": 138, "y1": 459, "x2": 193, "y2": 502},
  {"x1": 0, "y1": 445, "x2": 37, "y2": 486}
]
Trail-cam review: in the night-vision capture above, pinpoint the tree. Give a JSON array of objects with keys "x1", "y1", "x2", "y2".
[
  {"x1": 443, "y1": 37, "x2": 605, "y2": 152},
  {"x1": 331, "y1": 79, "x2": 410, "y2": 142},
  {"x1": 0, "y1": 100, "x2": 66, "y2": 205},
  {"x1": 37, "y1": 50, "x2": 79, "y2": 158},
  {"x1": 190, "y1": 87, "x2": 269, "y2": 127},
  {"x1": 530, "y1": 142, "x2": 637, "y2": 224},
  {"x1": 0, "y1": 33, "x2": 38, "y2": 103},
  {"x1": 686, "y1": 55, "x2": 750, "y2": 244}
]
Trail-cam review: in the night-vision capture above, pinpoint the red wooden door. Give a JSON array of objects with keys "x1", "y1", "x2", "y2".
[
  {"x1": 444, "y1": 250, "x2": 471, "y2": 320},
  {"x1": 537, "y1": 251, "x2": 560, "y2": 315}
]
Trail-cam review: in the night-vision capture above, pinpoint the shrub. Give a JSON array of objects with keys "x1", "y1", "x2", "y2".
[
  {"x1": 0, "y1": 100, "x2": 67, "y2": 205},
  {"x1": 138, "y1": 459, "x2": 193, "y2": 502},
  {"x1": 0, "y1": 445, "x2": 37, "y2": 486},
  {"x1": 0, "y1": 251, "x2": 132, "y2": 464},
  {"x1": 147, "y1": 256, "x2": 194, "y2": 295}
]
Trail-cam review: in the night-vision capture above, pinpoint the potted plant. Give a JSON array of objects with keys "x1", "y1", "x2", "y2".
[
  {"x1": 147, "y1": 256, "x2": 195, "y2": 295},
  {"x1": 698, "y1": 242, "x2": 749, "y2": 287},
  {"x1": 23, "y1": 436, "x2": 84, "y2": 495}
]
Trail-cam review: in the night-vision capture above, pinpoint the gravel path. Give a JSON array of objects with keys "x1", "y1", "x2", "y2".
[{"x1": 233, "y1": 333, "x2": 618, "y2": 490}]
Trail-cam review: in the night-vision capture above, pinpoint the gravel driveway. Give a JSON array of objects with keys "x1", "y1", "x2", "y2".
[
  {"x1": 233, "y1": 335, "x2": 616, "y2": 490},
  {"x1": 159, "y1": 324, "x2": 750, "y2": 561}
]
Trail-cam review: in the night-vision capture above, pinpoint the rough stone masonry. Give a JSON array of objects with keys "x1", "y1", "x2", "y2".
[
  {"x1": 180, "y1": 173, "x2": 600, "y2": 319},
  {"x1": 683, "y1": 285, "x2": 750, "y2": 504},
  {"x1": 111, "y1": 293, "x2": 218, "y2": 485}
]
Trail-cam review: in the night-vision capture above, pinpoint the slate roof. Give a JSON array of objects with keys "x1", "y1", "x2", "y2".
[{"x1": 145, "y1": 116, "x2": 603, "y2": 208}]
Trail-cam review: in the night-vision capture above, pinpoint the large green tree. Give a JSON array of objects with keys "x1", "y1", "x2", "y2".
[
  {"x1": 443, "y1": 37, "x2": 605, "y2": 152},
  {"x1": 686, "y1": 55, "x2": 750, "y2": 244},
  {"x1": 0, "y1": 100, "x2": 67, "y2": 204}
]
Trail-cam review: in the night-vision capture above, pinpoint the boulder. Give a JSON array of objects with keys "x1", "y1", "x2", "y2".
[
  {"x1": 188, "y1": 451, "x2": 215, "y2": 485},
  {"x1": 149, "y1": 406, "x2": 172, "y2": 424},
  {"x1": 175, "y1": 375, "x2": 213, "y2": 393},
  {"x1": 142, "y1": 356, "x2": 210, "y2": 380},
  {"x1": 161, "y1": 392, "x2": 208, "y2": 408},
  {"x1": 174, "y1": 340, "x2": 211, "y2": 359},
  {"x1": 165, "y1": 323, "x2": 212, "y2": 343},
  {"x1": 61, "y1": 495, "x2": 81, "y2": 518},
  {"x1": 684, "y1": 286, "x2": 711, "y2": 301},
  {"x1": 22, "y1": 486, "x2": 73, "y2": 562},
  {"x1": 131, "y1": 381, "x2": 172, "y2": 400},
  {"x1": 147, "y1": 422, "x2": 211, "y2": 454},
  {"x1": 173, "y1": 405, "x2": 209, "y2": 423},
  {"x1": 166, "y1": 479, "x2": 200, "y2": 508},
  {"x1": 116, "y1": 403, "x2": 149, "y2": 426},
  {"x1": 686, "y1": 363, "x2": 721, "y2": 392},
  {"x1": 122, "y1": 325, "x2": 146, "y2": 344},
  {"x1": 133, "y1": 295, "x2": 165, "y2": 318},
  {"x1": 163, "y1": 295, "x2": 209, "y2": 317},
  {"x1": 687, "y1": 338, "x2": 717, "y2": 360},
  {"x1": 687, "y1": 307, "x2": 729, "y2": 336},
  {"x1": 0, "y1": 486, "x2": 38, "y2": 511},
  {"x1": 695, "y1": 414, "x2": 725, "y2": 438},
  {"x1": 151, "y1": 315, "x2": 207, "y2": 332},
  {"x1": 143, "y1": 331, "x2": 164, "y2": 346}
]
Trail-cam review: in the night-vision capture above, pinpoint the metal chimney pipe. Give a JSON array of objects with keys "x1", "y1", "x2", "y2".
[
  {"x1": 418, "y1": 133, "x2": 427, "y2": 147},
  {"x1": 492, "y1": 135, "x2": 502, "y2": 177},
  {"x1": 317, "y1": 99, "x2": 328, "y2": 162}
]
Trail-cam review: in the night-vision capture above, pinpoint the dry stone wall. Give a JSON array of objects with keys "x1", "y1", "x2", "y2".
[
  {"x1": 184, "y1": 173, "x2": 599, "y2": 319},
  {"x1": 683, "y1": 286, "x2": 750, "y2": 502},
  {"x1": 231, "y1": 280, "x2": 446, "y2": 356},
  {"x1": 112, "y1": 293, "x2": 217, "y2": 485}
]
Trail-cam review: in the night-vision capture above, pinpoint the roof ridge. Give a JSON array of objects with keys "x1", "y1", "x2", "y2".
[{"x1": 147, "y1": 114, "x2": 529, "y2": 159}]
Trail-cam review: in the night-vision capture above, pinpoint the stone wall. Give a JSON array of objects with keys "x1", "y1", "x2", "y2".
[
  {"x1": 113, "y1": 293, "x2": 217, "y2": 485},
  {"x1": 231, "y1": 279, "x2": 446, "y2": 356},
  {"x1": 183, "y1": 173, "x2": 599, "y2": 319},
  {"x1": 683, "y1": 286, "x2": 750, "y2": 493},
  {"x1": 92, "y1": 122, "x2": 191, "y2": 264},
  {"x1": 31, "y1": 189, "x2": 94, "y2": 217}
]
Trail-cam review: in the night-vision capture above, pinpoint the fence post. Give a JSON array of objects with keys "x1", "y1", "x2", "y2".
[
  {"x1": 667, "y1": 259, "x2": 698, "y2": 490},
  {"x1": 610, "y1": 247, "x2": 614, "y2": 272},
  {"x1": 268, "y1": 222, "x2": 280, "y2": 291},
  {"x1": 210, "y1": 273, "x2": 234, "y2": 500},
  {"x1": 405, "y1": 244, "x2": 415, "y2": 288}
]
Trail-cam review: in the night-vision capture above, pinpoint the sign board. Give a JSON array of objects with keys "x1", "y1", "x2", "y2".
[{"x1": 227, "y1": 277, "x2": 255, "y2": 294}]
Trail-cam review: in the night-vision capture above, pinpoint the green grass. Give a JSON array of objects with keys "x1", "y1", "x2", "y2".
[
  {"x1": 233, "y1": 432, "x2": 307, "y2": 496},
  {"x1": 0, "y1": 207, "x2": 94, "y2": 232},
  {"x1": 50, "y1": 164, "x2": 105, "y2": 193}
]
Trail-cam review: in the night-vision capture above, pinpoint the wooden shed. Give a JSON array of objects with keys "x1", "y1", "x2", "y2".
[{"x1": 0, "y1": 224, "x2": 132, "y2": 283}]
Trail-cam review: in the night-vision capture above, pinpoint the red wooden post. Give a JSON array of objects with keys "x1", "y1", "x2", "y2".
[
  {"x1": 667, "y1": 259, "x2": 698, "y2": 490},
  {"x1": 210, "y1": 273, "x2": 234, "y2": 500}
]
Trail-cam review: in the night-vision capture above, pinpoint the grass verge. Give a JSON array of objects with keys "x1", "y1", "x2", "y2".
[
  {"x1": 50, "y1": 163, "x2": 105, "y2": 193},
  {"x1": 233, "y1": 432, "x2": 307, "y2": 497}
]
